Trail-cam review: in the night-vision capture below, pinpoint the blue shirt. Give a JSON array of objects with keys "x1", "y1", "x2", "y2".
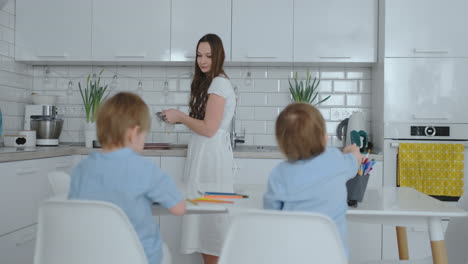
[
  {"x1": 69, "y1": 148, "x2": 183, "y2": 264},
  {"x1": 263, "y1": 148, "x2": 358, "y2": 257}
]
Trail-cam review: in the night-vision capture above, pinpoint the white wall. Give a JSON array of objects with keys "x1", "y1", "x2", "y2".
[
  {"x1": 31, "y1": 65, "x2": 373, "y2": 146},
  {"x1": 0, "y1": 0, "x2": 33, "y2": 141}
]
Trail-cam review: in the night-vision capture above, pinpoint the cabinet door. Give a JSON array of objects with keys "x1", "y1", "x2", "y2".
[
  {"x1": 294, "y1": 0, "x2": 377, "y2": 63},
  {"x1": 384, "y1": 58, "x2": 468, "y2": 124},
  {"x1": 385, "y1": 0, "x2": 468, "y2": 58},
  {"x1": 0, "y1": 225, "x2": 37, "y2": 264},
  {"x1": 171, "y1": 0, "x2": 231, "y2": 62},
  {"x1": 0, "y1": 159, "x2": 53, "y2": 236},
  {"x1": 15, "y1": 0, "x2": 92, "y2": 62},
  {"x1": 232, "y1": 0, "x2": 293, "y2": 62},
  {"x1": 92, "y1": 0, "x2": 171, "y2": 62},
  {"x1": 159, "y1": 157, "x2": 202, "y2": 264}
]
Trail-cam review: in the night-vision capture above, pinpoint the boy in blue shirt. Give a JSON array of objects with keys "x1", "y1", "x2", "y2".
[
  {"x1": 69, "y1": 92, "x2": 186, "y2": 264},
  {"x1": 263, "y1": 103, "x2": 362, "y2": 257}
]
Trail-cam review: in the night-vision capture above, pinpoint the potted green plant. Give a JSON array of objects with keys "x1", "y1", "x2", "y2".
[
  {"x1": 79, "y1": 69, "x2": 108, "y2": 147},
  {"x1": 288, "y1": 71, "x2": 330, "y2": 105}
]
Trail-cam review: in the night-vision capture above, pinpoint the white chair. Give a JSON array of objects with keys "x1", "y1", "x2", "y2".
[
  {"x1": 47, "y1": 171, "x2": 71, "y2": 195},
  {"x1": 218, "y1": 209, "x2": 348, "y2": 264},
  {"x1": 34, "y1": 198, "x2": 172, "y2": 264},
  {"x1": 365, "y1": 194, "x2": 468, "y2": 264}
]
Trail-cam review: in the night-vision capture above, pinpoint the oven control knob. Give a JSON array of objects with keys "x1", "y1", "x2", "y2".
[{"x1": 425, "y1": 126, "x2": 436, "y2": 136}]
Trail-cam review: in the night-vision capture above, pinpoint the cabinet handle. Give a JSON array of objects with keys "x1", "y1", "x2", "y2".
[
  {"x1": 15, "y1": 230, "x2": 36, "y2": 246},
  {"x1": 391, "y1": 142, "x2": 468, "y2": 148},
  {"x1": 246, "y1": 55, "x2": 278, "y2": 58},
  {"x1": 412, "y1": 114, "x2": 449, "y2": 120},
  {"x1": 16, "y1": 167, "x2": 41, "y2": 175},
  {"x1": 413, "y1": 49, "x2": 449, "y2": 54},
  {"x1": 37, "y1": 54, "x2": 67, "y2": 58},
  {"x1": 115, "y1": 53, "x2": 147, "y2": 58},
  {"x1": 319, "y1": 56, "x2": 351, "y2": 59}
]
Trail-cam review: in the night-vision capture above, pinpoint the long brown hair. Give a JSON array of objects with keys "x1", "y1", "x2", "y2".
[{"x1": 189, "y1": 33, "x2": 227, "y2": 120}]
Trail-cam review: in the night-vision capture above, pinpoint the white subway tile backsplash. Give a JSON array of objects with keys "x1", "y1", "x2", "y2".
[
  {"x1": 0, "y1": 11, "x2": 10, "y2": 28},
  {"x1": 320, "y1": 94, "x2": 345, "y2": 106},
  {"x1": 267, "y1": 93, "x2": 290, "y2": 106},
  {"x1": 347, "y1": 94, "x2": 371, "y2": 107},
  {"x1": 0, "y1": 40, "x2": 9, "y2": 56},
  {"x1": 266, "y1": 120, "x2": 275, "y2": 134},
  {"x1": 320, "y1": 69, "x2": 345, "y2": 79},
  {"x1": 241, "y1": 120, "x2": 266, "y2": 134},
  {"x1": 319, "y1": 108, "x2": 331, "y2": 120},
  {"x1": 141, "y1": 66, "x2": 166, "y2": 78},
  {"x1": 318, "y1": 80, "x2": 332, "y2": 93},
  {"x1": 326, "y1": 121, "x2": 339, "y2": 135},
  {"x1": 117, "y1": 66, "x2": 141, "y2": 77},
  {"x1": 166, "y1": 92, "x2": 189, "y2": 105},
  {"x1": 178, "y1": 79, "x2": 191, "y2": 91},
  {"x1": 359, "y1": 80, "x2": 372, "y2": 93},
  {"x1": 334, "y1": 80, "x2": 357, "y2": 93},
  {"x1": 254, "y1": 107, "x2": 278, "y2": 120},
  {"x1": 293, "y1": 68, "x2": 319, "y2": 79},
  {"x1": 267, "y1": 67, "x2": 293, "y2": 79},
  {"x1": 236, "y1": 106, "x2": 255, "y2": 120},
  {"x1": 28, "y1": 65, "x2": 373, "y2": 145},
  {"x1": 346, "y1": 69, "x2": 371, "y2": 79},
  {"x1": 253, "y1": 79, "x2": 280, "y2": 93},
  {"x1": 253, "y1": 134, "x2": 277, "y2": 146},
  {"x1": 239, "y1": 92, "x2": 267, "y2": 106}
]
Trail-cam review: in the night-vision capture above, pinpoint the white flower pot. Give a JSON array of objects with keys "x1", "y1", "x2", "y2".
[{"x1": 84, "y1": 122, "x2": 97, "y2": 148}]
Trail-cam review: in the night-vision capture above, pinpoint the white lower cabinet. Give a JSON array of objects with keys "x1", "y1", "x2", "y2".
[
  {"x1": 0, "y1": 225, "x2": 37, "y2": 264},
  {"x1": 0, "y1": 155, "x2": 78, "y2": 264}
]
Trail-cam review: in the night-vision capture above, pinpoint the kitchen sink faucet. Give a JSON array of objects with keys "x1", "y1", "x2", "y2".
[{"x1": 230, "y1": 86, "x2": 245, "y2": 149}]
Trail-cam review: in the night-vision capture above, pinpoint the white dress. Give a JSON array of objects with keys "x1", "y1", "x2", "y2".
[{"x1": 180, "y1": 76, "x2": 236, "y2": 256}]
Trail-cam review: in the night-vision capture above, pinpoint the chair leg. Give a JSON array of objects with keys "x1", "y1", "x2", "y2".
[{"x1": 396, "y1": 226, "x2": 409, "y2": 260}]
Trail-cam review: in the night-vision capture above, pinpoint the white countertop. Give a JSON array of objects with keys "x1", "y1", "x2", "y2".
[{"x1": 0, "y1": 144, "x2": 383, "y2": 163}]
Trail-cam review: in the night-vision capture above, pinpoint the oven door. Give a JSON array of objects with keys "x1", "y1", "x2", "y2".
[{"x1": 383, "y1": 139, "x2": 468, "y2": 191}]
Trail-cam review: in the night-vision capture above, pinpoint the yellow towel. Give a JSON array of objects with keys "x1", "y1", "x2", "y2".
[{"x1": 397, "y1": 143, "x2": 464, "y2": 197}]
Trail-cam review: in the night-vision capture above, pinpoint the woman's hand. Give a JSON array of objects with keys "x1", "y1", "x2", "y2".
[{"x1": 162, "y1": 109, "x2": 184, "y2": 124}]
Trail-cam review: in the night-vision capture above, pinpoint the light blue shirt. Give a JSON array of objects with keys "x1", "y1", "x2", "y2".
[
  {"x1": 263, "y1": 148, "x2": 358, "y2": 257},
  {"x1": 69, "y1": 148, "x2": 183, "y2": 264}
]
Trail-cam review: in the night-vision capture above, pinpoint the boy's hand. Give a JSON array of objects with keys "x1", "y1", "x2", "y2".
[{"x1": 343, "y1": 144, "x2": 363, "y2": 165}]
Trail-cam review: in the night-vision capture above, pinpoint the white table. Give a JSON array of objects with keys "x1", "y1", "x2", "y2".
[{"x1": 153, "y1": 186, "x2": 468, "y2": 264}]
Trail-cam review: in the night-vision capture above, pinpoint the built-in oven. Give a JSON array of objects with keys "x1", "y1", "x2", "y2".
[{"x1": 383, "y1": 123, "x2": 468, "y2": 199}]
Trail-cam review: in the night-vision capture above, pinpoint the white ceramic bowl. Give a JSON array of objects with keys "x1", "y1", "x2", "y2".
[{"x1": 31, "y1": 93, "x2": 58, "y2": 105}]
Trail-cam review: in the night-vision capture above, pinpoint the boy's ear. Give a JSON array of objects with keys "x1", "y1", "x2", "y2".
[{"x1": 127, "y1": 126, "x2": 140, "y2": 143}]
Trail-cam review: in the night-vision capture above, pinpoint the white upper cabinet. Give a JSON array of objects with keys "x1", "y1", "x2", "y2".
[
  {"x1": 92, "y1": 0, "x2": 170, "y2": 62},
  {"x1": 384, "y1": 58, "x2": 468, "y2": 124},
  {"x1": 15, "y1": 0, "x2": 92, "y2": 62},
  {"x1": 294, "y1": 0, "x2": 377, "y2": 63},
  {"x1": 232, "y1": 0, "x2": 293, "y2": 62},
  {"x1": 385, "y1": 0, "x2": 468, "y2": 58},
  {"x1": 171, "y1": 0, "x2": 231, "y2": 62}
]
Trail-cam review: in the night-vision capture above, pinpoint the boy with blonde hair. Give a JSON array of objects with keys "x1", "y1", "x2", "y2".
[
  {"x1": 69, "y1": 92, "x2": 186, "y2": 264},
  {"x1": 263, "y1": 103, "x2": 362, "y2": 257}
]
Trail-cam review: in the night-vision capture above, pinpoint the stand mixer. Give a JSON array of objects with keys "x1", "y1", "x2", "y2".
[{"x1": 25, "y1": 105, "x2": 63, "y2": 146}]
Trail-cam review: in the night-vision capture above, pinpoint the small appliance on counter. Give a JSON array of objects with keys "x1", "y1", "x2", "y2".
[
  {"x1": 25, "y1": 104, "x2": 63, "y2": 146},
  {"x1": 3, "y1": 130, "x2": 36, "y2": 148},
  {"x1": 336, "y1": 112, "x2": 370, "y2": 153}
]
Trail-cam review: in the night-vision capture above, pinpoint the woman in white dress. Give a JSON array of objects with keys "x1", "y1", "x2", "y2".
[{"x1": 162, "y1": 33, "x2": 236, "y2": 264}]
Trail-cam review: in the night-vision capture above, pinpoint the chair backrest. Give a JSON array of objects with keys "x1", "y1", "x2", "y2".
[
  {"x1": 47, "y1": 171, "x2": 71, "y2": 195},
  {"x1": 446, "y1": 194, "x2": 468, "y2": 264},
  {"x1": 218, "y1": 209, "x2": 348, "y2": 264},
  {"x1": 33, "y1": 198, "x2": 148, "y2": 264}
]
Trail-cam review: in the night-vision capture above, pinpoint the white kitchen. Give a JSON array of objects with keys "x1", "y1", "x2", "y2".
[{"x1": 1, "y1": 0, "x2": 468, "y2": 263}]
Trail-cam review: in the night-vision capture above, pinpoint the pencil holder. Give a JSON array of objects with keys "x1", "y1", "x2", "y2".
[{"x1": 346, "y1": 173, "x2": 370, "y2": 207}]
